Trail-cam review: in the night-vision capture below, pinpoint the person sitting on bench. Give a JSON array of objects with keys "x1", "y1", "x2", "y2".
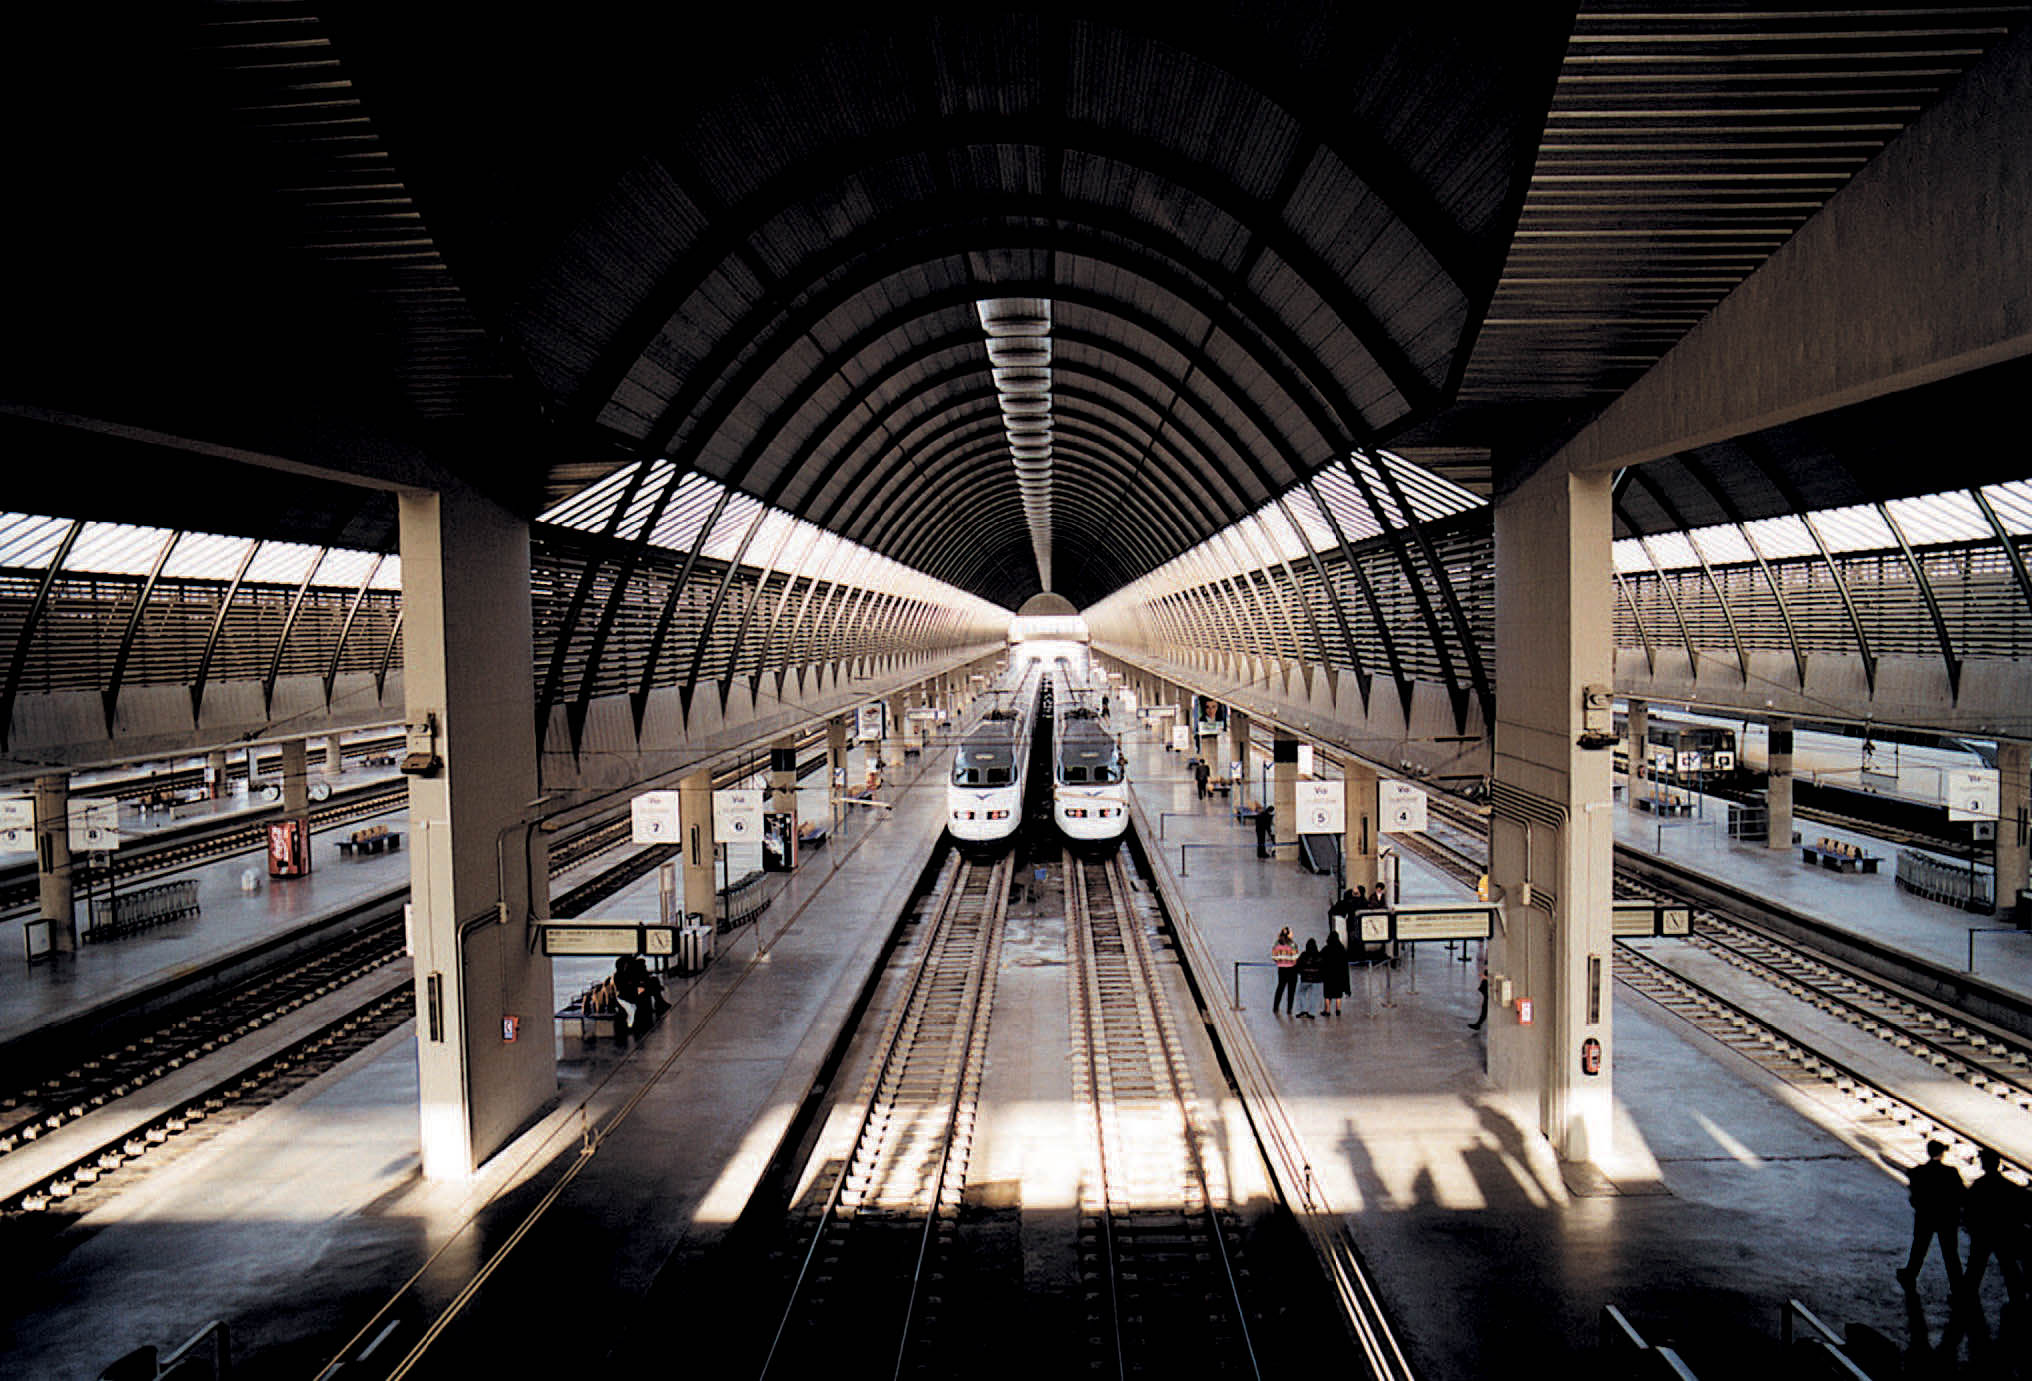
[{"x1": 612, "y1": 955, "x2": 671, "y2": 1035}]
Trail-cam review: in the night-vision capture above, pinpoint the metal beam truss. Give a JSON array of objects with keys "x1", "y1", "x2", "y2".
[
  {"x1": 1089, "y1": 479, "x2": 2032, "y2": 726},
  {"x1": 0, "y1": 526, "x2": 403, "y2": 751}
]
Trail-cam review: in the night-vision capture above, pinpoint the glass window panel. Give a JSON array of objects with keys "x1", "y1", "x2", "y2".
[
  {"x1": 1981, "y1": 481, "x2": 2032, "y2": 534},
  {"x1": 1885, "y1": 492, "x2": 1986, "y2": 546},
  {"x1": 1281, "y1": 489, "x2": 1337, "y2": 552},
  {"x1": 1379, "y1": 450, "x2": 1484, "y2": 520},
  {"x1": 1741, "y1": 515, "x2": 1815, "y2": 560},
  {"x1": 370, "y1": 555, "x2": 404, "y2": 590},
  {"x1": 0, "y1": 514, "x2": 75, "y2": 569},
  {"x1": 613, "y1": 460, "x2": 677, "y2": 542},
  {"x1": 245, "y1": 541, "x2": 322, "y2": 585},
  {"x1": 1644, "y1": 532, "x2": 1697, "y2": 570},
  {"x1": 1612, "y1": 539, "x2": 1651, "y2": 573},
  {"x1": 1812, "y1": 505, "x2": 1895, "y2": 553},
  {"x1": 1310, "y1": 467, "x2": 1382, "y2": 542},
  {"x1": 69, "y1": 522, "x2": 176, "y2": 576},
  {"x1": 700, "y1": 492, "x2": 766, "y2": 561},
  {"x1": 645, "y1": 472, "x2": 724, "y2": 551},
  {"x1": 315, "y1": 549, "x2": 378, "y2": 588},
  {"x1": 162, "y1": 532, "x2": 256, "y2": 580},
  {"x1": 1255, "y1": 506, "x2": 1309, "y2": 562},
  {"x1": 1688, "y1": 525, "x2": 1753, "y2": 564}
]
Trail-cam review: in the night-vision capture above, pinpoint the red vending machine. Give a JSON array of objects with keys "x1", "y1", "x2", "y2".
[{"x1": 267, "y1": 817, "x2": 312, "y2": 877}]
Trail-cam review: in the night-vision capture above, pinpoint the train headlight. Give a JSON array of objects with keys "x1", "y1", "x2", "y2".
[
  {"x1": 988, "y1": 809, "x2": 1009, "y2": 820},
  {"x1": 1067, "y1": 808, "x2": 1088, "y2": 818}
]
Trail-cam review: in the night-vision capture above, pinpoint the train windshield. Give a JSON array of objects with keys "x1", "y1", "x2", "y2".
[
  {"x1": 1059, "y1": 748, "x2": 1120, "y2": 784},
  {"x1": 954, "y1": 745, "x2": 1013, "y2": 786}
]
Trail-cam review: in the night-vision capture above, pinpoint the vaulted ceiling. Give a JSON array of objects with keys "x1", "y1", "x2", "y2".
[{"x1": 4, "y1": 3, "x2": 2025, "y2": 610}]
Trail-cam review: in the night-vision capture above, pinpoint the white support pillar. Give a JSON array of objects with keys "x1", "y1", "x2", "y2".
[
  {"x1": 400, "y1": 487, "x2": 552, "y2": 1180},
  {"x1": 208, "y1": 748, "x2": 229, "y2": 800},
  {"x1": 1766, "y1": 718, "x2": 1795, "y2": 850},
  {"x1": 326, "y1": 735, "x2": 346, "y2": 776},
  {"x1": 1341, "y1": 759, "x2": 1379, "y2": 893},
  {"x1": 35, "y1": 774, "x2": 75, "y2": 952},
  {"x1": 680, "y1": 767, "x2": 717, "y2": 929},
  {"x1": 1489, "y1": 463, "x2": 1617, "y2": 1165},
  {"x1": 281, "y1": 738, "x2": 310, "y2": 815},
  {"x1": 769, "y1": 733, "x2": 799, "y2": 839}
]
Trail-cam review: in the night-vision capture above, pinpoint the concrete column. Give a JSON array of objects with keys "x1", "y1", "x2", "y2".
[
  {"x1": 1998, "y1": 740, "x2": 2030, "y2": 912},
  {"x1": 280, "y1": 738, "x2": 310, "y2": 815},
  {"x1": 680, "y1": 768, "x2": 717, "y2": 928},
  {"x1": 208, "y1": 748, "x2": 229, "y2": 800},
  {"x1": 400, "y1": 486, "x2": 551, "y2": 1180},
  {"x1": 827, "y1": 715, "x2": 850, "y2": 802},
  {"x1": 883, "y1": 692, "x2": 908, "y2": 774},
  {"x1": 1626, "y1": 699, "x2": 1648, "y2": 802},
  {"x1": 1273, "y1": 737, "x2": 1299, "y2": 866},
  {"x1": 326, "y1": 735, "x2": 345, "y2": 775},
  {"x1": 1341, "y1": 759, "x2": 1380, "y2": 892},
  {"x1": 34, "y1": 774, "x2": 75, "y2": 952},
  {"x1": 1489, "y1": 462, "x2": 1617, "y2": 1165},
  {"x1": 1229, "y1": 708, "x2": 1253, "y2": 807},
  {"x1": 769, "y1": 733, "x2": 799, "y2": 826},
  {"x1": 1766, "y1": 717, "x2": 1795, "y2": 851}
]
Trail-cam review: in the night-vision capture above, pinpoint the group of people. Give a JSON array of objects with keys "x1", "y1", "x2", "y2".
[
  {"x1": 1270, "y1": 925, "x2": 1351, "y2": 1018},
  {"x1": 1902, "y1": 1139, "x2": 2029, "y2": 1311},
  {"x1": 587, "y1": 954, "x2": 672, "y2": 1037}
]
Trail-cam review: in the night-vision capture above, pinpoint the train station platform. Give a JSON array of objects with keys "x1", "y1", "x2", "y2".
[
  {"x1": 1615, "y1": 776, "x2": 2032, "y2": 1002},
  {"x1": 1, "y1": 737, "x2": 954, "y2": 1379},
  {"x1": 0, "y1": 799, "x2": 411, "y2": 1058},
  {"x1": 1116, "y1": 719, "x2": 2016, "y2": 1374}
]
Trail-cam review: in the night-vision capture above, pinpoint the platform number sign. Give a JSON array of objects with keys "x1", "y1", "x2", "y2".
[
  {"x1": 0, "y1": 797, "x2": 32, "y2": 851},
  {"x1": 713, "y1": 788, "x2": 764, "y2": 841},
  {"x1": 67, "y1": 800, "x2": 119, "y2": 852},
  {"x1": 1378, "y1": 780, "x2": 1427, "y2": 834},
  {"x1": 1297, "y1": 780, "x2": 1344, "y2": 834},
  {"x1": 630, "y1": 789, "x2": 683, "y2": 845},
  {"x1": 1947, "y1": 768, "x2": 2000, "y2": 822}
]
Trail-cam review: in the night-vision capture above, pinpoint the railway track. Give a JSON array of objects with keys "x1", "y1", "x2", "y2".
[
  {"x1": 1411, "y1": 785, "x2": 2032, "y2": 1180},
  {"x1": 0, "y1": 783, "x2": 409, "y2": 914},
  {"x1": 760, "y1": 853, "x2": 1010, "y2": 1378},
  {"x1": 1067, "y1": 850, "x2": 1260, "y2": 1377}
]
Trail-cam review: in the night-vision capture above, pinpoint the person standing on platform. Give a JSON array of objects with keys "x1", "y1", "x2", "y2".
[
  {"x1": 1327, "y1": 886, "x2": 1359, "y2": 941},
  {"x1": 1468, "y1": 966, "x2": 1490, "y2": 1031},
  {"x1": 1899, "y1": 1140, "x2": 1965, "y2": 1291},
  {"x1": 1294, "y1": 937, "x2": 1323, "y2": 1019},
  {"x1": 1963, "y1": 1147, "x2": 2027, "y2": 1305},
  {"x1": 1270, "y1": 927, "x2": 1299, "y2": 1015},
  {"x1": 1255, "y1": 802, "x2": 1276, "y2": 858},
  {"x1": 1192, "y1": 757, "x2": 1211, "y2": 800},
  {"x1": 1319, "y1": 929, "x2": 1350, "y2": 1017}
]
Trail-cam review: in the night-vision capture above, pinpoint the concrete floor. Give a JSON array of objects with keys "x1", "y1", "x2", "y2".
[{"x1": 6, "y1": 718, "x2": 2027, "y2": 1376}]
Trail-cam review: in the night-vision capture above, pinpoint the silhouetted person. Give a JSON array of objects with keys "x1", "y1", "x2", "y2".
[
  {"x1": 1468, "y1": 969, "x2": 1489, "y2": 1031},
  {"x1": 1192, "y1": 757, "x2": 1211, "y2": 800},
  {"x1": 1964, "y1": 1147, "x2": 2027, "y2": 1304},
  {"x1": 1255, "y1": 803, "x2": 1275, "y2": 858},
  {"x1": 1294, "y1": 937, "x2": 1322, "y2": 1018},
  {"x1": 1900, "y1": 1140, "x2": 1965, "y2": 1291},
  {"x1": 1320, "y1": 930, "x2": 1350, "y2": 1017}
]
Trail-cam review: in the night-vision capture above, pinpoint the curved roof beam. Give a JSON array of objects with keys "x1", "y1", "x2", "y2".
[
  {"x1": 796, "y1": 356, "x2": 1244, "y2": 549},
  {"x1": 854, "y1": 384, "x2": 1240, "y2": 558},
  {"x1": 643, "y1": 220, "x2": 1374, "y2": 493},
  {"x1": 571, "y1": 110, "x2": 1457, "y2": 431}
]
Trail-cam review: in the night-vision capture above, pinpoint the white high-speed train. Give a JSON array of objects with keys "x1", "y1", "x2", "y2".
[
  {"x1": 947, "y1": 664, "x2": 1041, "y2": 852},
  {"x1": 1049, "y1": 666, "x2": 1128, "y2": 850}
]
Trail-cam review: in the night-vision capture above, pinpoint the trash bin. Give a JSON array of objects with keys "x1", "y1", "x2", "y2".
[{"x1": 2016, "y1": 888, "x2": 2032, "y2": 929}]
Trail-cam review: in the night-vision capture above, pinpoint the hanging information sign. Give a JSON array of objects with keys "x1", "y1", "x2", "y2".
[
  {"x1": 630, "y1": 790, "x2": 683, "y2": 845},
  {"x1": 1296, "y1": 780, "x2": 1345, "y2": 835},
  {"x1": 713, "y1": 788, "x2": 764, "y2": 841},
  {"x1": 1378, "y1": 780, "x2": 1427, "y2": 834},
  {"x1": 1947, "y1": 768, "x2": 2000, "y2": 822}
]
